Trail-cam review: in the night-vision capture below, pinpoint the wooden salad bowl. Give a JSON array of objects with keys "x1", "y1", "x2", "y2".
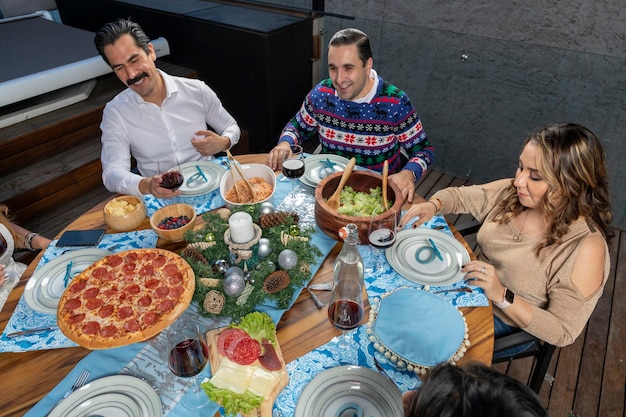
[{"x1": 314, "y1": 170, "x2": 403, "y2": 243}]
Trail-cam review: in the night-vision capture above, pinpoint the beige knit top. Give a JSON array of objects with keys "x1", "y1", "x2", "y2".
[{"x1": 432, "y1": 179, "x2": 610, "y2": 347}]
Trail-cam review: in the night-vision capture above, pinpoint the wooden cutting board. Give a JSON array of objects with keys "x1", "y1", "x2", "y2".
[{"x1": 206, "y1": 327, "x2": 289, "y2": 417}]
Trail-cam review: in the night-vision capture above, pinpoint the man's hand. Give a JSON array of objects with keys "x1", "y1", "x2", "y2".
[
  {"x1": 139, "y1": 176, "x2": 181, "y2": 199},
  {"x1": 191, "y1": 130, "x2": 230, "y2": 156},
  {"x1": 266, "y1": 141, "x2": 293, "y2": 171},
  {"x1": 389, "y1": 170, "x2": 416, "y2": 203}
]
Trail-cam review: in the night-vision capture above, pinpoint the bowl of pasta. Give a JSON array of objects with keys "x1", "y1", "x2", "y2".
[
  {"x1": 219, "y1": 163, "x2": 276, "y2": 206},
  {"x1": 103, "y1": 195, "x2": 147, "y2": 232}
]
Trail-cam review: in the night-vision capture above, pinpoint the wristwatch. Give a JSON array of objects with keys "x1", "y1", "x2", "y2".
[{"x1": 494, "y1": 287, "x2": 515, "y2": 309}]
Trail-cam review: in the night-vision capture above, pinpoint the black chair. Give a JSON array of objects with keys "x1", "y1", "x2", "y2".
[{"x1": 455, "y1": 219, "x2": 557, "y2": 394}]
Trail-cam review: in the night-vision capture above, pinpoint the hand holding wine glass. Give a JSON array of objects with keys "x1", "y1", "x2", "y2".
[
  {"x1": 328, "y1": 278, "x2": 364, "y2": 350},
  {"x1": 281, "y1": 144, "x2": 305, "y2": 202},
  {"x1": 368, "y1": 209, "x2": 397, "y2": 273},
  {"x1": 166, "y1": 320, "x2": 210, "y2": 410},
  {"x1": 157, "y1": 155, "x2": 184, "y2": 191}
]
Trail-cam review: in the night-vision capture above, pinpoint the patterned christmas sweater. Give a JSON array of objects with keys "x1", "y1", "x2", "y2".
[{"x1": 279, "y1": 76, "x2": 434, "y2": 179}]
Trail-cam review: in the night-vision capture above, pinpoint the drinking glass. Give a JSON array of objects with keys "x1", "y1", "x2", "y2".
[
  {"x1": 166, "y1": 320, "x2": 210, "y2": 410},
  {"x1": 157, "y1": 155, "x2": 184, "y2": 191},
  {"x1": 281, "y1": 144, "x2": 305, "y2": 203},
  {"x1": 327, "y1": 278, "x2": 364, "y2": 350},
  {"x1": 367, "y1": 209, "x2": 397, "y2": 273}
]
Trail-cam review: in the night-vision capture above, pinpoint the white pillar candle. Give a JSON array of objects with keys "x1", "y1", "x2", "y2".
[{"x1": 228, "y1": 212, "x2": 255, "y2": 243}]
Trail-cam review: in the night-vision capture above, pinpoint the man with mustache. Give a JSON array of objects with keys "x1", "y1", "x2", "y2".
[
  {"x1": 266, "y1": 28, "x2": 433, "y2": 203},
  {"x1": 94, "y1": 19, "x2": 241, "y2": 198}
]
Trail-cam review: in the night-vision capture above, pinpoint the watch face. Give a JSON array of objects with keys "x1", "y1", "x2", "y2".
[{"x1": 505, "y1": 289, "x2": 515, "y2": 304}]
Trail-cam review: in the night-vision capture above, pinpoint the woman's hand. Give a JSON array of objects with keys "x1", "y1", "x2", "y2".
[
  {"x1": 461, "y1": 260, "x2": 505, "y2": 303},
  {"x1": 398, "y1": 202, "x2": 436, "y2": 229}
]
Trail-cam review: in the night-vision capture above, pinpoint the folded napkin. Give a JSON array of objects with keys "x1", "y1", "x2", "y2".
[{"x1": 0, "y1": 230, "x2": 158, "y2": 353}]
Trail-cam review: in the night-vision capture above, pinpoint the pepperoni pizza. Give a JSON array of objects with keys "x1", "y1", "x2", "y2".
[{"x1": 57, "y1": 248, "x2": 195, "y2": 349}]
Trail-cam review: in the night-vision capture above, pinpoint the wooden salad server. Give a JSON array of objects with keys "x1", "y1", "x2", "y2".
[
  {"x1": 382, "y1": 159, "x2": 389, "y2": 210},
  {"x1": 326, "y1": 157, "x2": 356, "y2": 210}
]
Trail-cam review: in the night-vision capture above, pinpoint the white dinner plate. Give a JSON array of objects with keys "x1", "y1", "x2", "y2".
[
  {"x1": 178, "y1": 161, "x2": 226, "y2": 196},
  {"x1": 295, "y1": 365, "x2": 402, "y2": 417},
  {"x1": 385, "y1": 228, "x2": 470, "y2": 286},
  {"x1": 65, "y1": 392, "x2": 142, "y2": 417},
  {"x1": 301, "y1": 154, "x2": 351, "y2": 187},
  {"x1": 24, "y1": 248, "x2": 111, "y2": 314},
  {"x1": 48, "y1": 375, "x2": 162, "y2": 417}
]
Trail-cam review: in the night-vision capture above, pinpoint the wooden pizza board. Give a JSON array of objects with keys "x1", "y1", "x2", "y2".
[{"x1": 206, "y1": 327, "x2": 289, "y2": 417}]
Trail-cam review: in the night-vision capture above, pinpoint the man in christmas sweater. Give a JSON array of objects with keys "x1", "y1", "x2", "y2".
[{"x1": 267, "y1": 28, "x2": 434, "y2": 203}]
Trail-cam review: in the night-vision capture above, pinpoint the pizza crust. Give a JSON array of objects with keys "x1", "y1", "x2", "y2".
[{"x1": 57, "y1": 248, "x2": 195, "y2": 349}]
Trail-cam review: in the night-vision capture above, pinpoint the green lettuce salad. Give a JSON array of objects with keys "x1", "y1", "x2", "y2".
[{"x1": 337, "y1": 186, "x2": 390, "y2": 217}]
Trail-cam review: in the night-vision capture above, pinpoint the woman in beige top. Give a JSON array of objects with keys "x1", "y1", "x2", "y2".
[{"x1": 399, "y1": 123, "x2": 612, "y2": 348}]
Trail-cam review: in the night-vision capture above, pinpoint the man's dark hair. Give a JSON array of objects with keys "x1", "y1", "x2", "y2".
[
  {"x1": 328, "y1": 28, "x2": 372, "y2": 65},
  {"x1": 405, "y1": 363, "x2": 549, "y2": 417},
  {"x1": 94, "y1": 18, "x2": 151, "y2": 66}
]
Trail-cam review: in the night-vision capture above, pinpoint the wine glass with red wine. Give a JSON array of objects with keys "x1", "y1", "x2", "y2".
[
  {"x1": 166, "y1": 321, "x2": 210, "y2": 410},
  {"x1": 281, "y1": 144, "x2": 304, "y2": 203},
  {"x1": 368, "y1": 209, "x2": 397, "y2": 273},
  {"x1": 158, "y1": 156, "x2": 184, "y2": 191},
  {"x1": 327, "y1": 278, "x2": 364, "y2": 351}
]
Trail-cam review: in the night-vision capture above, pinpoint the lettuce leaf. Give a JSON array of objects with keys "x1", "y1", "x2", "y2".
[
  {"x1": 201, "y1": 381, "x2": 263, "y2": 417},
  {"x1": 232, "y1": 311, "x2": 276, "y2": 345},
  {"x1": 338, "y1": 186, "x2": 388, "y2": 217}
]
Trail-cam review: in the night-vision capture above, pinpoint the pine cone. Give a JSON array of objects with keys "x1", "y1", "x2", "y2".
[
  {"x1": 181, "y1": 246, "x2": 209, "y2": 265},
  {"x1": 263, "y1": 270, "x2": 291, "y2": 294},
  {"x1": 259, "y1": 211, "x2": 299, "y2": 229}
]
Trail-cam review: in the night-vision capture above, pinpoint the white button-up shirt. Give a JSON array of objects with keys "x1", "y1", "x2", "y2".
[{"x1": 100, "y1": 69, "x2": 240, "y2": 196}]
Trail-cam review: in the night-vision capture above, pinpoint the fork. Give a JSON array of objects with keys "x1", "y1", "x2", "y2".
[
  {"x1": 46, "y1": 369, "x2": 90, "y2": 415},
  {"x1": 60, "y1": 369, "x2": 90, "y2": 400}
]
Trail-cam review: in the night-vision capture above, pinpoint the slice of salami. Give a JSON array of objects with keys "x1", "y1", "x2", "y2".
[
  {"x1": 217, "y1": 328, "x2": 248, "y2": 356},
  {"x1": 230, "y1": 337, "x2": 261, "y2": 365}
]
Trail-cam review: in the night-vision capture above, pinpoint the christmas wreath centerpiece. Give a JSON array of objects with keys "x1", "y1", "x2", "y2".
[{"x1": 182, "y1": 204, "x2": 322, "y2": 321}]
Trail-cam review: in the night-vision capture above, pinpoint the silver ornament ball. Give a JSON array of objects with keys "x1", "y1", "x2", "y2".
[
  {"x1": 278, "y1": 249, "x2": 298, "y2": 270},
  {"x1": 211, "y1": 259, "x2": 230, "y2": 275},
  {"x1": 260, "y1": 202, "x2": 275, "y2": 215},
  {"x1": 223, "y1": 266, "x2": 246, "y2": 296},
  {"x1": 257, "y1": 238, "x2": 272, "y2": 259}
]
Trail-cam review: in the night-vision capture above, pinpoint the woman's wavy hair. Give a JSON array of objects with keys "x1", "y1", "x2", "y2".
[
  {"x1": 493, "y1": 123, "x2": 613, "y2": 251},
  {"x1": 404, "y1": 362, "x2": 549, "y2": 417},
  {"x1": 0, "y1": 204, "x2": 17, "y2": 242}
]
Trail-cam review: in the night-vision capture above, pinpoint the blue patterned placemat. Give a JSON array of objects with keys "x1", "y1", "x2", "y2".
[{"x1": 0, "y1": 230, "x2": 158, "y2": 352}]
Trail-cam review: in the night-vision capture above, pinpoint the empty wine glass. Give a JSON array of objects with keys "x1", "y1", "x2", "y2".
[
  {"x1": 157, "y1": 155, "x2": 184, "y2": 191},
  {"x1": 367, "y1": 209, "x2": 397, "y2": 273},
  {"x1": 281, "y1": 144, "x2": 305, "y2": 203},
  {"x1": 327, "y1": 278, "x2": 364, "y2": 350},
  {"x1": 166, "y1": 320, "x2": 210, "y2": 410}
]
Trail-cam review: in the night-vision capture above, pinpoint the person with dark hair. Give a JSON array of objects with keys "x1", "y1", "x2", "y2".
[
  {"x1": 94, "y1": 18, "x2": 241, "y2": 198},
  {"x1": 399, "y1": 123, "x2": 612, "y2": 349},
  {"x1": 266, "y1": 28, "x2": 434, "y2": 203},
  {"x1": 403, "y1": 362, "x2": 549, "y2": 417}
]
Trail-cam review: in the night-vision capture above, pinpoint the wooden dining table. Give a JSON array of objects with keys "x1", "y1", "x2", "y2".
[{"x1": 0, "y1": 154, "x2": 494, "y2": 417}]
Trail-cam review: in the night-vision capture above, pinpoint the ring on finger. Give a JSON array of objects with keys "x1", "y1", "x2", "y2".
[{"x1": 480, "y1": 266, "x2": 486, "y2": 274}]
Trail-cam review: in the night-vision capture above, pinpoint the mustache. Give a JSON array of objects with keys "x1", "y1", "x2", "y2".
[{"x1": 127, "y1": 72, "x2": 148, "y2": 86}]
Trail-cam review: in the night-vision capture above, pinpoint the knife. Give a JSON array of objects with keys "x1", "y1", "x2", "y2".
[{"x1": 7, "y1": 325, "x2": 58, "y2": 338}]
